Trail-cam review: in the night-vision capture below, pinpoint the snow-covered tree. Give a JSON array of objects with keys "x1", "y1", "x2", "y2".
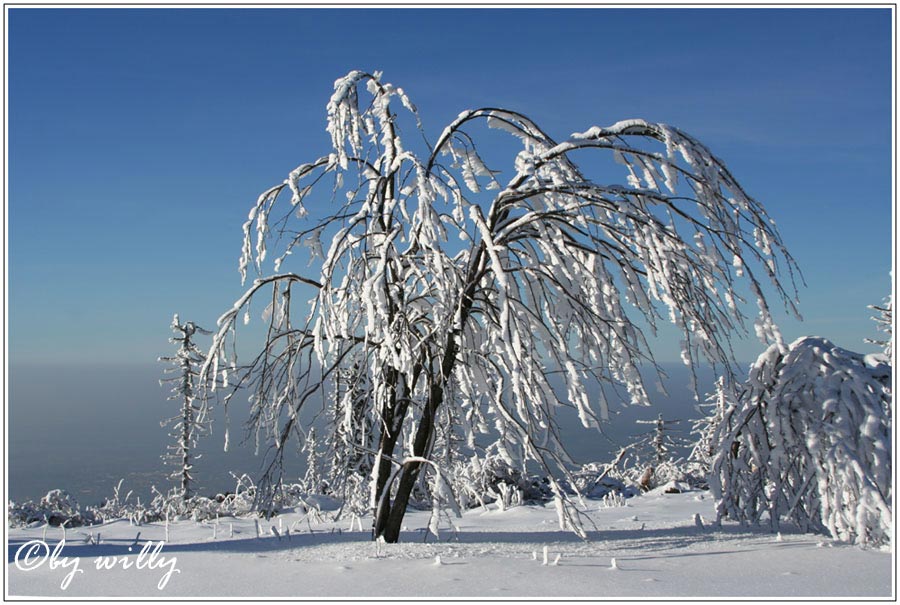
[
  {"x1": 626, "y1": 414, "x2": 692, "y2": 490},
  {"x1": 625, "y1": 414, "x2": 699, "y2": 490},
  {"x1": 690, "y1": 377, "x2": 736, "y2": 471},
  {"x1": 634, "y1": 414, "x2": 689, "y2": 466},
  {"x1": 327, "y1": 357, "x2": 376, "y2": 490},
  {"x1": 709, "y1": 336, "x2": 892, "y2": 547},
  {"x1": 160, "y1": 314, "x2": 211, "y2": 500},
  {"x1": 299, "y1": 427, "x2": 324, "y2": 496},
  {"x1": 201, "y1": 70, "x2": 800, "y2": 542},
  {"x1": 866, "y1": 294, "x2": 893, "y2": 360}
]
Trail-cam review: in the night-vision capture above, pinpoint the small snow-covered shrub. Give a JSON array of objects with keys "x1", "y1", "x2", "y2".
[
  {"x1": 446, "y1": 450, "x2": 553, "y2": 510},
  {"x1": 328, "y1": 472, "x2": 370, "y2": 518},
  {"x1": 710, "y1": 337, "x2": 892, "y2": 547},
  {"x1": 600, "y1": 491, "x2": 628, "y2": 508},
  {"x1": 9, "y1": 490, "x2": 99, "y2": 527},
  {"x1": 40, "y1": 489, "x2": 80, "y2": 520},
  {"x1": 636, "y1": 459, "x2": 707, "y2": 491},
  {"x1": 150, "y1": 488, "x2": 221, "y2": 522},
  {"x1": 567, "y1": 452, "x2": 639, "y2": 500},
  {"x1": 220, "y1": 473, "x2": 260, "y2": 516},
  {"x1": 8, "y1": 500, "x2": 44, "y2": 527},
  {"x1": 92, "y1": 478, "x2": 139, "y2": 520}
]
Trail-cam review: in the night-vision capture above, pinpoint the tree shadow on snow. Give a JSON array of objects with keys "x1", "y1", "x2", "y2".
[
  {"x1": 7, "y1": 528, "x2": 375, "y2": 564},
  {"x1": 7, "y1": 520, "x2": 820, "y2": 565}
]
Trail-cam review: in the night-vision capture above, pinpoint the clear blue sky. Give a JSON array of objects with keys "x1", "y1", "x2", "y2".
[{"x1": 8, "y1": 7, "x2": 894, "y2": 366}]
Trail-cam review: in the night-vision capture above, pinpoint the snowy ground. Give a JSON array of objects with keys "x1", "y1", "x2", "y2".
[{"x1": 6, "y1": 488, "x2": 893, "y2": 599}]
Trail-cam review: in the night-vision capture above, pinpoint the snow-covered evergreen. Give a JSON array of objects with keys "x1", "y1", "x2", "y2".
[
  {"x1": 626, "y1": 414, "x2": 696, "y2": 491},
  {"x1": 709, "y1": 336, "x2": 892, "y2": 547},
  {"x1": 325, "y1": 357, "x2": 376, "y2": 516},
  {"x1": 159, "y1": 314, "x2": 212, "y2": 500},
  {"x1": 201, "y1": 70, "x2": 800, "y2": 542},
  {"x1": 690, "y1": 377, "x2": 736, "y2": 474}
]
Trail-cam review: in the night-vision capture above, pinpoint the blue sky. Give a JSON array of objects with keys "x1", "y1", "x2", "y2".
[{"x1": 8, "y1": 7, "x2": 894, "y2": 366}]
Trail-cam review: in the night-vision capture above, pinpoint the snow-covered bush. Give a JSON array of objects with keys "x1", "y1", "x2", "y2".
[
  {"x1": 710, "y1": 336, "x2": 892, "y2": 547},
  {"x1": 91, "y1": 478, "x2": 141, "y2": 521},
  {"x1": 9, "y1": 490, "x2": 99, "y2": 527},
  {"x1": 40, "y1": 489, "x2": 81, "y2": 520},
  {"x1": 569, "y1": 467, "x2": 637, "y2": 500},
  {"x1": 7, "y1": 473, "x2": 338, "y2": 529},
  {"x1": 209, "y1": 473, "x2": 301, "y2": 518},
  {"x1": 149, "y1": 487, "x2": 225, "y2": 522},
  {"x1": 446, "y1": 449, "x2": 553, "y2": 510},
  {"x1": 635, "y1": 459, "x2": 707, "y2": 491},
  {"x1": 96, "y1": 480, "x2": 246, "y2": 525},
  {"x1": 8, "y1": 501, "x2": 45, "y2": 527},
  {"x1": 565, "y1": 447, "x2": 640, "y2": 500}
]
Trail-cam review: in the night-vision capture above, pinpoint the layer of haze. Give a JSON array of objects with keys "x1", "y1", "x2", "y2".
[{"x1": 9, "y1": 361, "x2": 716, "y2": 504}]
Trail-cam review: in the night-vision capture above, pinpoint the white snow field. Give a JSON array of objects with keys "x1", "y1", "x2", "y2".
[{"x1": 7, "y1": 489, "x2": 893, "y2": 599}]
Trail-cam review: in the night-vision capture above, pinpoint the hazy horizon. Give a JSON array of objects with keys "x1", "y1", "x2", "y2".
[{"x1": 9, "y1": 360, "x2": 724, "y2": 505}]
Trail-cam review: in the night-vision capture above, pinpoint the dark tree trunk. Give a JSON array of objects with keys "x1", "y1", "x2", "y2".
[
  {"x1": 373, "y1": 245, "x2": 481, "y2": 543},
  {"x1": 379, "y1": 392, "x2": 437, "y2": 543},
  {"x1": 181, "y1": 355, "x2": 193, "y2": 501},
  {"x1": 378, "y1": 339, "x2": 460, "y2": 542},
  {"x1": 371, "y1": 368, "x2": 410, "y2": 539}
]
